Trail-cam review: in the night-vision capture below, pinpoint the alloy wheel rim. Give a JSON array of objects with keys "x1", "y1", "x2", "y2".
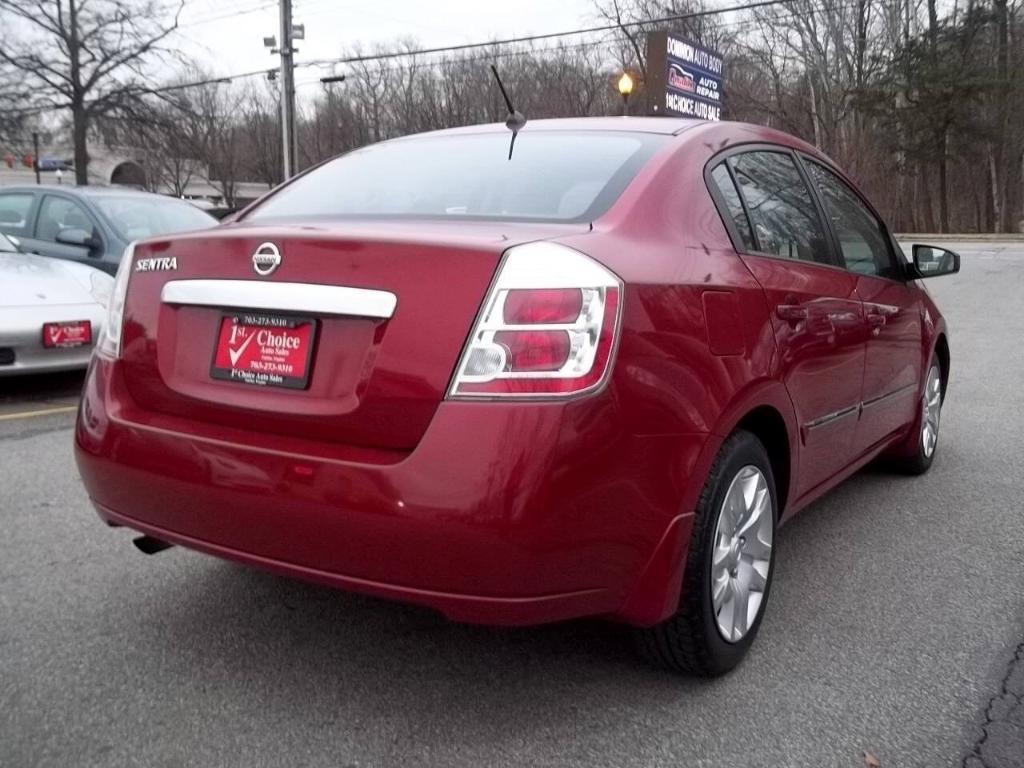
[
  {"x1": 710, "y1": 465, "x2": 773, "y2": 643},
  {"x1": 921, "y1": 365, "x2": 942, "y2": 458}
]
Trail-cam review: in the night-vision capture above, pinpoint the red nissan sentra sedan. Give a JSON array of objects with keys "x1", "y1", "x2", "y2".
[{"x1": 75, "y1": 118, "x2": 958, "y2": 675}]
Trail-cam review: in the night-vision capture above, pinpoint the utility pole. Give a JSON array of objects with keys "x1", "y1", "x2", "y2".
[
  {"x1": 278, "y1": 0, "x2": 297, "y2": 180},
  {"x1": 32, "y1": 132, "x2": 40, "y2": 185}
]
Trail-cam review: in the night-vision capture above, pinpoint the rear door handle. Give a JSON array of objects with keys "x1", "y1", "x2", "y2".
[{"x1": 776, "y1": 304, "x2": 808, "y2": 322}]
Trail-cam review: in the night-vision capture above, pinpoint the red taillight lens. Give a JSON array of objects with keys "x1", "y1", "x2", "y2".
[
  {"x1": 448, "y1": 242, "x2": 622, "y2": 399},
  {"x1": 494, "y1": 330, "x2": 571, "y2": 372},
  {"x1": 502, "y1": 289, "x2": 583, "y2": 325}
]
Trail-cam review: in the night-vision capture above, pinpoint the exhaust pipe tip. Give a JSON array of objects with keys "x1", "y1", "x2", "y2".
[{"x1": 133, "y1": 535, "x2": 174, "y2": 555}]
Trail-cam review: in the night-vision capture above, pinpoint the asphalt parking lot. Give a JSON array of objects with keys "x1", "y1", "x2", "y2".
[{"x1": 2, "y1": 240, "x2": 1022, "y2": 768}]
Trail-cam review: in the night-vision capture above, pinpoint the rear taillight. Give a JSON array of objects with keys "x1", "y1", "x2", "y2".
[
  {"x1": 96, "y1": 243, "x2": 134, "y2": 360},
  {"x1": 448, "y1": 242, "x2": 622, "y2": 398}
]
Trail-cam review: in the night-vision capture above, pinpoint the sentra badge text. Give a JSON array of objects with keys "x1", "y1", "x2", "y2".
[{"x1": 135, "y1": 257, "x2": 178, "y2": 272}]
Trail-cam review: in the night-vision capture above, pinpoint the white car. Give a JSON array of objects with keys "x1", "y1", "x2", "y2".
[{"x1": 0, "y1": 232, "x2": 113, "y2": 375}]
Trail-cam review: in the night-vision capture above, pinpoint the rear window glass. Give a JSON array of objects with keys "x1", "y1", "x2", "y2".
[
  {"x1": 94, "y1": 196, "x2": 216, "y2": 241},
  {"x1": 245, "y1": 131, "x2": 667, "y2": 224}
]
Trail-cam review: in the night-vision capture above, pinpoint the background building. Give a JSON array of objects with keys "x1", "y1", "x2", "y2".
[{"x1": 0, "y1": 140, "x2": 271, "y2": 206}]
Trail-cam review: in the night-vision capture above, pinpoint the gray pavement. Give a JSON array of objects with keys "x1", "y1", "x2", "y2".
[
  {"x1": 0, "y1": 370, "x2": 83, "y2": 416},
  {"x1": 966, "y1": 640, "x2": 1024, "y2": 768},
  {"x1": 1, "y1": 241, "x2": 1023, "y2": 768}
]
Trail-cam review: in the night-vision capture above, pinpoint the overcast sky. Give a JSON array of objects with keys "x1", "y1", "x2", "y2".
[{"x1": 175, "y1": 0, "x2": 601, "y2": 92}]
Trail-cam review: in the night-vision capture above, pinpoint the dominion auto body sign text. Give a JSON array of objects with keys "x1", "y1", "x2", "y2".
[{"x1": 646, "y1": 31, "x2": 724, "y2": 121}]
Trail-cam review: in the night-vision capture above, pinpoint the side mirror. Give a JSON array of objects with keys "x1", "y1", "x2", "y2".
[
  {"x1": 56, "y1": 227, "x2": 98, "y2": 250},
  {"x1": 911, "y1": 244, "x2": 960, "y2": 279}
]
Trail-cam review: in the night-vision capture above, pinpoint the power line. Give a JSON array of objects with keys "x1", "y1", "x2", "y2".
[
  {"x1": 7, "y1": 0, "x2": 797, "y2": 119},
  {"x1": 298, "y1": 1, "x2": 872, "y2": 90},
  {"x1": 6, "y1": 70, "x2": 268, "y2": 118},
  {"x1": 178, "y1": 0, "x2": 278, "y2": 29},
  {"x1": 318, "y1": 1, "x2": 868, "y2": 76},
  {"x1": 294, "y1": 38, "x2": 604, "y2": 89},
  {"x1": 300, "y1": 0, "x2": 796, "y2": 70}
]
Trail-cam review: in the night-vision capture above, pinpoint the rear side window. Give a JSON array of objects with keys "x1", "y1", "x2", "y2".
[
  {"x1": 709, "y1": 163, "x2": 755, "y2": 250},
  {"x1": 0, "y1": 193, "x2": 34, "y2": 233},
  {"x1": 729, "y1": 151, "x2": 831, "y2": 265},
  {"x1": 806, "y1": 162, "x2": 896, "y2": 278},
  {"x1": 245, "y1": 131, "x2": 667, "y2": 224}
]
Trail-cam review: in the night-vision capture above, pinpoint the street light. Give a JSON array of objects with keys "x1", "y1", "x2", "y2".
[
  {"x1": 320, "y1": 74, "x2": 346, "y2": 155},
  {"x1": 618, "y1": 72, "x2": 634, "y2": 116}
]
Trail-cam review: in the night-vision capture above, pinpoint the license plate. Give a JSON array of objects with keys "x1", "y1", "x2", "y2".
[
  {"x1": 42, "y1": 320, "x2": 92, "y2": 349},
  {"x1": 210, "y1": 313, "x2": 316, "y2": 390}
]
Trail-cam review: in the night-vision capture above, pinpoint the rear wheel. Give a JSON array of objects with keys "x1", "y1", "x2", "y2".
[
  {"x1": 634, "y1": 430, "x2": 777, "y2": 676},
  {"x1": 889, "y1": 358, "x2": 943, "y2": 475}
]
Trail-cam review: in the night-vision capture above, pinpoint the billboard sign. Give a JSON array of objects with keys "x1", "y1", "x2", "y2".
[{"x1": 646, "y1": 31, "x2": 724, "y2": 121}]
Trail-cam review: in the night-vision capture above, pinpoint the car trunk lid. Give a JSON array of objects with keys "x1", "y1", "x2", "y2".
[{"x1": 119, "y1": 220, "x2": 588, "y2": 451}]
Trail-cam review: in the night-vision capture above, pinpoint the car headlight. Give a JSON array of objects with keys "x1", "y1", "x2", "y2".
[
  {"x1": 96, "y1": 243, "x2": 134, "y2": 359},
  {"x1": 89, "y1": 270, "x2": 114, "y2": 309}
]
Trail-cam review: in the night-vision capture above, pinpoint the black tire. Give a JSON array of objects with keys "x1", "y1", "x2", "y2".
[
  {"x1": 634, "y1": 430, "x2": 778, "y2": 676},
  {"x1": 887, "y1": 356, "x2": 943, "y2": 476}
]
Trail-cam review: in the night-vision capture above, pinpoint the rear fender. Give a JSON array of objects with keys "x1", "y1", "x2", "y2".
[
  {"x1": 708, "y1": 379, "x2": 799, "y2": 515},
  {"x1": 617, "y1": 379, "x2": 796, "y2": 625}
]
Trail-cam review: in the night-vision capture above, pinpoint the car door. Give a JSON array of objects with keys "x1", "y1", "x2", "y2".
[
  {"x1": 22, "y1": 194, "x2": 105, "y2": 268},
  {"x1": 802, "y1": 159, "x2": 922, "y2": 452},
  {"x1": 708, "y1": 149, "x2": 868, "y2": 498}
]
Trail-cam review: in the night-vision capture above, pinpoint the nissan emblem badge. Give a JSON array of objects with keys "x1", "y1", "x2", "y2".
[{"x1": 252, "y1": 242, "x2": 282, "y2": 276}]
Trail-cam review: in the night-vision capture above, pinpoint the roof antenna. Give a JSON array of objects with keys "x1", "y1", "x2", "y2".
[{"x1": 490, "y1": 64, "x2": 526, "y2": 160}]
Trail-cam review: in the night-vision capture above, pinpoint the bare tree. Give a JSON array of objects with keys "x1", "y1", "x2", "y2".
[
  {"x1": 237, "y1": 83, "x2": 282, "y2": 187},
  {"x1": 592, "y1": 0, "x2": 1022, "y2": 232},
  {"x1": 0, "y1": 0, "x2": 184, "y2": 185},
  {"x1": 93, "y1": 90, "x2": 208, "y2": 196}
]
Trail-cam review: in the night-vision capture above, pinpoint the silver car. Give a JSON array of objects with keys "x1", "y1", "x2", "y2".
[
  {"x1": 0, "y1": 232, "x2": 112, "y2": 375},
  {"x1": 0, "y1": 185, "x2": 217, "y2": 276}
]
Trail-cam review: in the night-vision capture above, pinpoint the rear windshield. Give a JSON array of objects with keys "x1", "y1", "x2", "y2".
[
  {"x1": 94, "y1": 196, "x2": 217, "y2": 241},
  {"x1": 245, "y1": 131, "x2": 667, "y2": 224}
]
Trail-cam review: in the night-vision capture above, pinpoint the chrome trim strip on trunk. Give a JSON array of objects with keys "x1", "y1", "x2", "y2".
[{"x1": 160, "y1": 279, "x2": 397, "y2": 319}]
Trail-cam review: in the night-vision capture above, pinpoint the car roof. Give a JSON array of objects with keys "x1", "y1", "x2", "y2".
[
  {"x1": 0, "y1": 185, "x2": 167, "y2": 200},
  {"x1": 382, "y1": 117, "x2": 829, "y2": 162},
  {"x1": 399, "y1": 116, "x2": 704, "y2": 139}
]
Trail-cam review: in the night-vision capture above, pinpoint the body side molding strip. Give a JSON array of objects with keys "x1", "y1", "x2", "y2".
[
  {"x1": 804, "y1": 404, "x2": 860, "y2": 431},
  {"x1": 801, "y1": 381, "x2": 920, "y2": 443},
  {"x1": 861, "y1": 382, "x2": 917, "y2": 409}
]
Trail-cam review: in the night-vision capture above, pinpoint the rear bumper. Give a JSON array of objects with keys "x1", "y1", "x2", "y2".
[
  {"x1": 75, "y1": 357, "x2": 706, "y2": 626},
  {"x1": 93, "y1": 501, "x2": 616, "y2": 625},
  {"x1": 0, "y1": 305, "x2": 102, "y2": 376}
]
